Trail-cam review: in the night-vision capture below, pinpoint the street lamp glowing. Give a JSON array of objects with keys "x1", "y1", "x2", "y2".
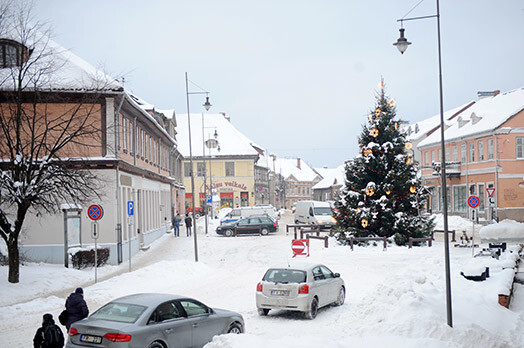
[{"x1": 393, "y1": 28, "x2": 412, "y2": 54}]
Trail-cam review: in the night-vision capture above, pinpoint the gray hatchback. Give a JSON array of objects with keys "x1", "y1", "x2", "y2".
[{"x1": 66, "y1": 293, "x2": 244, "y2": 348}]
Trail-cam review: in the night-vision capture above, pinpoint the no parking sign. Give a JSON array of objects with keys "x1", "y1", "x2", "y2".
[{"x1": 292, "y1": 239, "x2": 309, "y2": 258}]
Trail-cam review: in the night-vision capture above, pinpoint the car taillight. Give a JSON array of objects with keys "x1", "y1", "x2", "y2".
[
  {"x1": 256, "y1": 282, "x2": 263, "y2": 292},
  {"x1": 273, "y1": 222, "x2": 277, "y2": 227},
  {"x1": 298, "y1": 284, "x2": 309, "y2": 294},
  {"x1": 104, "y1": 333, "x2": 132, "y2": 342},
  {"x1": 68, "y1": 328, "x2": 78, "y2": 336}
]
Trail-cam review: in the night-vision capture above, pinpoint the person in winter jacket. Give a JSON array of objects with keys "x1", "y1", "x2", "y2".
[
  {"x1": 184, "y1": 213, "x2": 192, "y2": 236},
  {"x1": 33, "y1": 313, "x2": 64, "y2": 348},
  {"x1": 65, "y1": 287, "x2": 89, "y2": 332}
]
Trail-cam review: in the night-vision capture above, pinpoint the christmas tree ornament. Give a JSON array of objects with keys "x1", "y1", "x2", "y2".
[
  {"x1": 387, "y1": 98, "x2": 396, "y2": 107},
  {"x1": 410, "y1": 186, "x2": 416, "y2": 193},
  {"x1": 405, "y1": 142, "x2": 413, "y2": 150},
  {"x1": 361, "y1": 219, "x2": 369, "y2": 228},
  {"x1": 375, "y1": 108, "x2": 381, "y2": 117},
  {"x1": 370, "y1": 128, "x2": 379, "y2": 137},
  {"x1": 386, "y1": 189, "x2": 391, "y2": 195},
  {"x1": 364, "y1": 149, "x2": 372, "y2": 157},
  {"x1": 395, "y1": 122, "x2": 398, "y2": 130},
  {"x1": 365, "y1": 188, "x2": 375, "y2": 196},
  {"x1": 406, "y1": 157, "x2": 411, "y2": 164},
  {"x1": 378, "y1": 81, "x2": 385, "y2": 89},
  {"x1": 368, "y1": 113, "x2": 373, "y2": 121}
]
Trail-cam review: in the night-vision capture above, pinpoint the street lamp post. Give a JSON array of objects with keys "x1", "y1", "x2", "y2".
[
  {"x1": 393, "y1": 0, "x2": 453, "y2": 327},
  {"x1": 205, "y1": 132, "x2": 220, "y2": 219},
  {"x1": 185, "y1": 72, "x2": 211, "y2": 262}
]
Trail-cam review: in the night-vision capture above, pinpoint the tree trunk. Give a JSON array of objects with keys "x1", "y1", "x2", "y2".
[{"x1": 7, "y1": 240, "x2": 19, "y2": 283}]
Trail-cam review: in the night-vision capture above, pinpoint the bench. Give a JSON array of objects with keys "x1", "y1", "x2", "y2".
[
  {"x1": 286, "y1": 224, "x2": 314, "y2": 238},
  {"x1": 349, "y1": 237, "x2": 387, "y2": 251},
  {"x1": 306, "y1": 235, "x2": 329, "y2": 248},
  {"x1": 431, "y1": 229, "x2": 456, "y2": 242},
  {"x1": 408, "y1": 237, "x2": 433, "y2": 248}
]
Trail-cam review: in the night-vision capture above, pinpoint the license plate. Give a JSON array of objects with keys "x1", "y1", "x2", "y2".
[
  {"x1": 271, "y1": 290, "x2": 289, "y2": 296},
  {"x1": 80, "y1": 334, "x2": 102, "y2": 344}
]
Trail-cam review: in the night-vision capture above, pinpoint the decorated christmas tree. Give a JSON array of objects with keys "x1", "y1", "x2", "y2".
[{"x1": 334, "y1": 82, "x2": 434, "y2": 245}]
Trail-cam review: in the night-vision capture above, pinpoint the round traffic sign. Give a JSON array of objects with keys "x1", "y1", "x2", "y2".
[
  {"x1": 292, "y1": 239, "x2": 306, "y2": 253},
  {"x1": 88, "y1": 204, "x2": 104, "y2": 221},
  {"x1": 467, "y1": 196, "x2": 480, "y2": 209}
]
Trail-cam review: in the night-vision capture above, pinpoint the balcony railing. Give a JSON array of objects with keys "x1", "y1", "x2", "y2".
[{"x1": 431, "y1": 161, "x2": 461, "y2": 177}]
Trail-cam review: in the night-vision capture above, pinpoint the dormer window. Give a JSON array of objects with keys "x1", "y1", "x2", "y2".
[
  {"x1": 471, "y1": 112, "x2": 482, "y2": 125},
  {"x1": 415, "y1": 124, "x2": 419, "y2": 133},
  {"x1": 0, "y1": 39, "x2": 30, "y2": 68},
  {"x1": 457, "y1": 116, "x2": 469, "y2": 128}
]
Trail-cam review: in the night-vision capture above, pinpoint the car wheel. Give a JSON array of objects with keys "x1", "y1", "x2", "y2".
[
  {"x1": 305, "y1": 297, "x2": 318, "y2": 319},
  {"x1": 261, "y1": 228, "x2": 269, "y2": 236},
  {"x1": 227, "y1": 322, "x2": 243, "y2": 334},
  {"x1": 258, "y1": 308, "x2": 270, "y2": 316},
  {"x1": 147, "y1": 341, "x2": 165, "y2": 348},
  {"x1": 335, "y1": 287, "x2": 345, "y2": 306},
  {"x1": 224, "y1": 229, "x2": 233, "y2": 237}
]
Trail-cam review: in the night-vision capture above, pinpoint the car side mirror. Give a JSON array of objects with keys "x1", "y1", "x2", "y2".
[{"x1": 334, "y1": 273, "x2": 340, "y2": 278}]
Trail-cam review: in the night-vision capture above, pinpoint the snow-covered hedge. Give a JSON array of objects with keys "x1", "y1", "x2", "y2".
[
  {"x1": 479, "y1": 220, "x2": 524, "y2": 242},
  {"x1": 498, "y1": 269, "x2": 516, "y2": 296}
]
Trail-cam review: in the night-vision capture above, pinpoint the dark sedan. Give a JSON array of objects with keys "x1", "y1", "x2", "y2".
[
  {"x1": 216, "y1": 216, "x2": 278, "y2": 237},
  {"x1": 66, "y1": 293, "x2": 244, "y2": 348}
]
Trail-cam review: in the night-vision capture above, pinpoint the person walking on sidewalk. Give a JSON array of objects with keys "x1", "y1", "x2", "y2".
[
  {"x1": 174, "y1": 212, "x2": 181, "y2": 237},
  {"x1": 33, "y1": 313, "x2": 64, "y2": 348},
  {"x1": 185, "y1": 213, "x2": 192, "y2": 236},
  {"x1": 64, "y1": 288, "x2": 89, "y2": 332}
]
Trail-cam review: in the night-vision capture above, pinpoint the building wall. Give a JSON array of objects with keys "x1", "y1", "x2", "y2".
[{"x1": 420, "y1": 111, "x2": 524, "y2": 221}]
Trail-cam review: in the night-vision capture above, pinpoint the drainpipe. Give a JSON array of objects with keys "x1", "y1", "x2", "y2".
[{"x1": 114, "y1": 92, "x2": 125, "y2": 263}]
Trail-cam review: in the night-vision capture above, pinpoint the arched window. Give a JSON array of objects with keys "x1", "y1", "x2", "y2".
[{"x1": 0, "y1": 39, "x2": 30, "y2": 68}]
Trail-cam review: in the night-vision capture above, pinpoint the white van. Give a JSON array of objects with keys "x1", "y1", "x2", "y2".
[
  {"x1": 294, "y1": 200, "x2": 335, "y2": 228},
  {"x1": 221, "y1": 205, "x2": 279, "y2": 224}
]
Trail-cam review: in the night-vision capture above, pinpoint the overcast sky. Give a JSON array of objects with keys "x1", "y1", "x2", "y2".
[{"x1": 33, "y1": 0, "x2": 524, "y2": 168}]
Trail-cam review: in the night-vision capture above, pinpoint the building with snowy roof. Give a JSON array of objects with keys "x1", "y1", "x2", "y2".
[
  {"x1": 312, "y1": 165, "x2": 346, "y2": 202},
  {"x1": 417, "y1": 87, "x2": 524, "y2": 222},
  {"x1": 175, "y1": 112, "x2": 261, "y2": 209},
  {"x1": 0, "y1": 36, "x2": 181, "y2": 265},
  {"x1": 272, "y1": 157, "x2": 322, "y2": 209}
]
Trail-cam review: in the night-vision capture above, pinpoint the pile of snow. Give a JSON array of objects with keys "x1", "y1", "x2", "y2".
[{"x1": 479, "y1": 220, "x2": 524, "y2": 242}]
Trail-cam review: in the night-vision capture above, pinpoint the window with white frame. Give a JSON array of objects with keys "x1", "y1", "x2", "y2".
[
  {"x1": 184, "y1": 163, "x2": 191, "y2": 177},
  {"x1": 517, "y1": 137, "x2": 524, "y2": 159},
  {"x1": 225, "y1": 162, "x2": 235, "y2": 176},
  {"x1": 469, "y1": 142, "x2": 475, "y2": 162},
  {"x1": 478, "y1": 141, "x2": 484, "y2": 161},
  {"x1": 487, "y1": 139, "x2": 494, "y2": 160},
  {"x1": 478, "y1": 183, "x2": 485, "y2": 211},
  {"x1": 197, "y1": 162, "x2": 205, "y2": 177},
  {"x1": 122, "y1": 117, "x2": 127, "y2": 152},
  {"x1": 453, "y1": 185, "x2": 467, "y2": 212},
  {"x1": 453, "y1": 146, "x2": 458, "y2": 162},
  {"x1": 461, "y1": 144, "x2": 466, "y2": 162},
  {"x1": 431, "y1": 150, "x2": 435, "y2": 163},
  {"x1": 425, "y1": 151, "x2": 429, "y2": 166},
  {"x1": 445, "y1": 147, "x2": 449, "y2": 162}
]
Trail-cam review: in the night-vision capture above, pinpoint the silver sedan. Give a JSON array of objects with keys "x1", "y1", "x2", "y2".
[
  {"x1": 66, "y1": 293, "x2": 244, "y2": 348},
  {"x1": 256, "y1": 263, "x2": 345, "y2": 319}
]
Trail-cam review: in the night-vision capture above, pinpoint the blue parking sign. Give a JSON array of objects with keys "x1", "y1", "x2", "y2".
[
  {"x1": 206, "y1": 195, "x2": 212, "y2": 203},
  {"x1": 128, "y1": 201, "x2": 134, "y2": 216}
]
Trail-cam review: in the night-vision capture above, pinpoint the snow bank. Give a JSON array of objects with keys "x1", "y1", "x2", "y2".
[{"x1": 479, "y1": 220, "x2": 524, "y2": 242}]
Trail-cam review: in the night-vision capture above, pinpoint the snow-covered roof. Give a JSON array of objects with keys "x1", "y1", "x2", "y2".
[
  {"x1": 176, "y1": 113, "x2": 259, "y2": 158},
  {"x1": 419, "y1": 87, "x2": 524, "y2": 147},
  {"x1": 0, "y1": 37, "x2": 122, "y2": 92},
  {"x1": 404, "y1": 102, "x2": 474, "y2": 142},
  {"x1": 312, "y1": 165, "x2": 345, "y2": 190},
  {"x1": 273, "y1": 157, "x2": 319, "y2": 182}
]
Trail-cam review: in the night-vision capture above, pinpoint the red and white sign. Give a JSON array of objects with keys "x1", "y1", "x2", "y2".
[
  {"x1": 87, "y1": 204, "x2": 104, "y2": 221},
  {"x1": 486, "y1": 188, "x2": 495, "y2": 197},
  {"x1": 291, "y1": 239, "x2": 309, "y2": 258}
]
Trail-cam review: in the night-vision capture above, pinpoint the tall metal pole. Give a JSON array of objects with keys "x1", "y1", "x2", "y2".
[
  {"x1": 185, "y1": 72, "x2": 198, "y2": 262},
  {"x1": 436, "y1": 0, "x2": 453, "y2": 328},
  {"x1": 202, "y1": 113, "x2": 208, "y2": 235}
]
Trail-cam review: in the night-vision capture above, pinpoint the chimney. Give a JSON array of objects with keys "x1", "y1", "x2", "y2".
[
  {"x1": 297, "y1": 158, "x2": 301, "y2": 169},
  {"x1": 477, "y1": 90, "x2": 500, "y2": 99},
  {"x1": 220, "y1": 112, "x2": 230, "y2": 122}
]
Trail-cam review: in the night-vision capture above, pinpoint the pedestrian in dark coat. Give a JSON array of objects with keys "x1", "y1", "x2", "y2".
[
  {"x1": 33, "y1": 313, "x2": 64, "y2": 348},
  {"x1": 65, "y1": 287, "x2": 89, "y2": 332},
  {"x1": 185, "y1": 213, "x2": 192, "y2": 236}
]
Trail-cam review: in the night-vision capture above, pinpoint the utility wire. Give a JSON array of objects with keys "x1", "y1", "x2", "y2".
[{"x1": 402, "y1": 0, "x2": 426, "y2": 19}]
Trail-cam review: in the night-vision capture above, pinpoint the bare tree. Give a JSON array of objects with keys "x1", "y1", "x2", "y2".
[{"x1": 0, "y1": 1, "x2": 121, "y2": 283}]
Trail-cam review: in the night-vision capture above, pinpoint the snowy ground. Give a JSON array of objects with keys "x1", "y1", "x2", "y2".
[{"x1": 1, "y1": 211, "x2": 524, "y2": 347}]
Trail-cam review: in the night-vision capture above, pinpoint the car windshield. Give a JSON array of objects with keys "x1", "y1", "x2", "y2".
[
  {"x1": 263, "y1": 269, "x2": 307, "y2": 283},
  {"x1": 313, "y1": 207, "x2": 332, "y2": 216},
  {"x1": 91, "y1": 302, "x2": 147, "y2": 323}
]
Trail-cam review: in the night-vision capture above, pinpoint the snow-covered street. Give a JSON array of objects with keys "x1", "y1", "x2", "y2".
[{"x1": 1, "y1": 211, "x2": 523, "y2": 347}]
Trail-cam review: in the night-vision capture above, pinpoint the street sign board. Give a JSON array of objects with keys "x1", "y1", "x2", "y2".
[
  {"x1": 467, "y1": 196, "x2": 480, "y2": 209},
  {"x1": 291, "y1": 239, "x2": 309, "y2": 258},
  {"x1": 206, "y1": 195, "x2": 212, "y2": 203},
  {"x1": 486, "y1": 188, "x2": 495, "y2": 197},
  {"x1": 91, "y1": 222, "x2": 99, "y2": 239},
  {"x1": 470, "y1": 208, "x2": 477, "y2": 222},
  {"x1": 488, "y1": 197, "x2": 496, "y2": 207},
  {"x1": 87, "y1": 204, "x2": 104, "y2": 221},
  {"x1": 127, "y1": 201, "x2": 134, "y2": 216}
]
